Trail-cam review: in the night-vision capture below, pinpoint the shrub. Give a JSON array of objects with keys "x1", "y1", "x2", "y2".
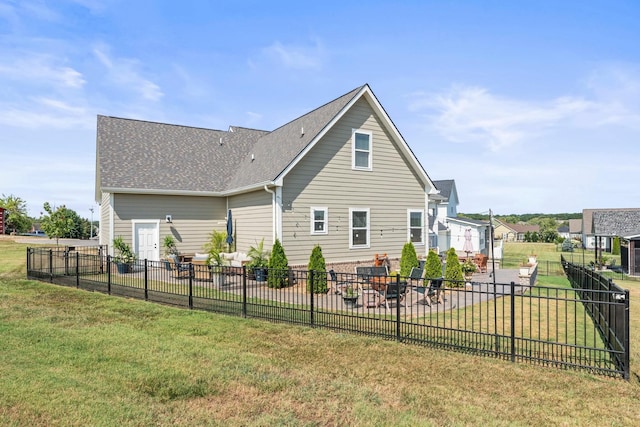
[
  {"x1": 424, "y1": 250, "x2": 442, "y2": 280},
  {"x1": 307, "y1": 245, "x2": 327, "y2": 293},
  {"x1": 268, "y1": 239, "x2": 289, "y2": 289},
  {"x1": 399, "y1": 242, "x2": 419, "y2": 277},
  {"x1": 444, "y1": 248, "x2": 463, "y2": 287},
  {"x1": 612, "y1": 236, "x2": 621, "y2": 256},
  {"x1": 561, "y1": 238, "x2": 574, "y2": 252}
]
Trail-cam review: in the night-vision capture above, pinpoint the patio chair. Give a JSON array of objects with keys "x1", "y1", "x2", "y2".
[
  {"x1": 413, "y1": 277, "x2": 444, "y2": 306},
  {"x1": 167, "y1": 254, "x2": 191, "y2": 279},
  {"x1": 473, "y1": 254, "x2": 488, "y2": 273},
  {"x1": 377, "y1": 281, "x2": 408, "y2": 311},
  {"x1": 408, "y1": 267, "x2": 424, "y2": 286},
  {"x1": 329, "y1": 269, "x2": 349, "y2": 295}
]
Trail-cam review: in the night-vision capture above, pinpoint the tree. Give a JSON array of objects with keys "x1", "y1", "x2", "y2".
[
  {"x1": 612, "y1": 236, "x2": 621, "y2": 256},
  {"x1": 0, "y1": 194, "x2": 31, "y2": 234},
  {"x1": 307, "y1": 245, "x2": 327, "y2": 293},
  {"x1": 399, "y1": 242, "x2": 419, "y2": 277},
  {"x1": 268, "y1": 239, "x2": 289, "y2": 289},
  {"x1": 40, "y1": 203, "x2": 76, "y2": 245},
  {"x1": 444, "y1": 248, "x2": 463, "y2": 287},
  {"x1": 424, "y1": 250, "x2": 443, "y2": 280}
]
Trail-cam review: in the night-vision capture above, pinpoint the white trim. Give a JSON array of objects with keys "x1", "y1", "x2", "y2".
[
  {"x1": 351, "y1": 129, "x2": 372, "y2": 171},
  {"x1": 407, "y1": 209, "x2": 425, "y2": 246},
  {"x1": 310, "y1": 207, "x2": 328, "y2": 235},
  {"x1": 275, "y1": 186, "x2": 283, "y2": 242},
  {"x1": 108, "y1": 193, "x2": 115, "y2": 256},
  {"x1": 349, "y1": 207, "x2": 370, "y2": 249}
]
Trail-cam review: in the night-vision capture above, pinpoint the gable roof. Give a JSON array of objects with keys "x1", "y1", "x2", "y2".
[
  {"x1": 494, "y1": 220, "x2": 540, "y2": 234},
  {"x1": 97, "y1": 84, "x2": 436, "y2": 198},
  {"x1": 592, "y1": 209, "x2": 640, "y2": 237},
  {"x1": 433, "y1": 179, "x2": 457, "y2": 202},
  {"x1": 583, "y1": 208, "x2": 640, "y2": 234},
  {"x1": 569, "y1": 218, "x2": 582, "y2": 233}
]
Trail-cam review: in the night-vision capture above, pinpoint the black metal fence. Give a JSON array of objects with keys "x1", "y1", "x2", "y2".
[
  {"x1": 561, "y1": 255, "x2": 629, "y2": 379},
  {"x1": 26, "y1": 247, "x2": 630, "y2": 379}
]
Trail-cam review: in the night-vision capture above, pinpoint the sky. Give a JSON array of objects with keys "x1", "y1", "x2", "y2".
[{"x1": 1, "y1": 0, "x2": 639, "y2": 220}]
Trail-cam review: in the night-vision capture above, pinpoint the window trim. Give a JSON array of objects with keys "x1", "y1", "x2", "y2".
[
  {"x1": 351, "y1": 129, "x2": 372, "y2": 171},
  {"x1": 349, "y1": 208, "x2": 370, "y2": 249},
  {"x1": 310, "y1": 207, "x2": 328, "y2": 235},
  {"x1": 407, "y1": 209, "x2": 425, "y2": 245}
]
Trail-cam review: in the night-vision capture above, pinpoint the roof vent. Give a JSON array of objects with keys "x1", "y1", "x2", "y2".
[
  {"x1": 301, "y1": 126, "x2": 304, "y2": 137},
  {"x1": 219, "y1": 137, "x2": 223, "y2": 146},
  {"x1": 251, "y1": 154, "x2": 255, "y2": 162}
]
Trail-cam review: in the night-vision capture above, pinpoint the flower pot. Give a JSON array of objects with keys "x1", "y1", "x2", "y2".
[
  {"x1": 116, "y1": 262, "x2": 130, "y2": 274},
  {"x1": 342, "y1": 295, "x2": 358, "y2": 308},
  {"x1": 212, "y1": 272, "x2": 226, "y2": 287},
  {"x1": 254, "y1": 267, "x2": 267, "y2": 282}
]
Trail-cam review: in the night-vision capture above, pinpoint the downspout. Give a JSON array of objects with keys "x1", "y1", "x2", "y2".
[{"x1": 264, "y1": 185, "x2": 278, "y2": 243}]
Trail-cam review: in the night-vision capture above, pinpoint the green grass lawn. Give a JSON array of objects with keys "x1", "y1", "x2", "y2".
[{"x1": 2, "y1": 238, "x2": 640, "y2": 425}]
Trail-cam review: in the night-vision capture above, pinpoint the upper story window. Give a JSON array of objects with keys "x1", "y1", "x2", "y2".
[
  {"x1": 352, "y1": 129, "x2": 372, "y2": 170},
  {"x1": 408, "y1": 210, "x2": 424, "y2": 245},
  {"x1": 310, "y1": 207, "x2": 328, "y2": 235}
]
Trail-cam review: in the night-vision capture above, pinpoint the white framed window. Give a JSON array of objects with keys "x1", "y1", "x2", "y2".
[
  {"x1": 349, "y1": 208, "x2": 370, "y2": 248},
  {"x1": 408, "y1": 209, "x2": 424, "y2": 245},
  {"x1": 352, "y1": 129, "x2": 372, "y2": 170},
  {"x1": 310, "y1": 207, "x2": 328, "y2": 235}
]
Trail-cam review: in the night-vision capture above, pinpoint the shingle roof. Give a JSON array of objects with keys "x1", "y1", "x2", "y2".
[
  {"x1": 97, "y1": 85, "x2": 367, "y2": 195},
  {"x1": 433, "y1": 179, "x2": 454, "y2": 201},
  {"x1": 592, "y1": 209, "x2": 640, "y2": 237},
  {"x1": 569, "y1": 218, "x2": 582, "y2": 233},
  {"x1": 583, "y1": 208, "x2": 640, "y2": 235}
]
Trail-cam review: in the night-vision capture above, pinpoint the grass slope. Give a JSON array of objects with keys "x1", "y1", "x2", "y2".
[{"x1": 2, "y1": 239, "x2": 640, "y2": 425}]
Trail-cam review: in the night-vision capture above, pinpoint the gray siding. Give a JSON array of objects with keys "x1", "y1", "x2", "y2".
[
  {"x1": 99, "y1": 192, "x2": 111, "y2": 248},
  {"x1": 112, "y1": 194, "x2": 226, "y2": 254},
  {"x1": 283, "y1": 98, "x2": 427, "y2": 265},
  {"x1": 228, "y1": 190, "x2": 273, "y2": 252}
]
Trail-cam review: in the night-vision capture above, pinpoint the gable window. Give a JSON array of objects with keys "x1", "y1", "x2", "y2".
[
  {"x1": 350, "y1": 208, "x2": 370, "y2": 248},
  {"x1": 310, "y1": 207, "x2": 328, "y2": 235},
  {"x1": 352, "y1": 130, "x2": 372, "y2": 170},
  {"x1": 408, "y1": 210, "x2": 424, "y2": 245}
]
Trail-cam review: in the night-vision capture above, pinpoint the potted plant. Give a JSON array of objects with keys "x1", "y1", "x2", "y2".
[
  {"x1": 342, "y1": 284, "x2": 359, "y2": 307},
  {"x1": 247, "y1": 238, "x2": 269, "y2": 282},
  {"x1": 207, "y1": 250, "x2": 228, "y2": 287},
  {"x1": 162, "y1": 235, "x2": 179, "y2": 270},
  {"x1": 113, "y1": 236, "x2": 136, "y2": 274},
  {"x1": 461, "y1": 258, "x2": 477, "y2": 280}
]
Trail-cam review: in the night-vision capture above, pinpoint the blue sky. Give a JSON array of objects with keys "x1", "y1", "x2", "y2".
[{"x1": 2, "y1": 0, "x2": 639, "y2": 220}]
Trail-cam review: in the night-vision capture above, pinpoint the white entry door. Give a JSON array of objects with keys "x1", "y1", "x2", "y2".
[{"x1": 134, "y1": 221, "x2": 159, "y2": 261}]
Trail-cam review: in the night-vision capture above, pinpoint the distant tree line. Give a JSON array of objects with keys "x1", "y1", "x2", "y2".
[{"x1": 0, "y1": 194, "x2": 95, "y2": 241}]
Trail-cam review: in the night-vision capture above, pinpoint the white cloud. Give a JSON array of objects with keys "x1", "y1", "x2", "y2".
[
  {"x1": 93, "y1": 43, "x2": 164, "y2": 101},
  {"x1": 0, "y1": 54, "x2": 86, "y2": 88},
  {"x1": 411, "y1": 66, "x2": 640, "y2": 152},
  {"x1": 261, "y1": 40, "x2": 325, "y2": 70}
]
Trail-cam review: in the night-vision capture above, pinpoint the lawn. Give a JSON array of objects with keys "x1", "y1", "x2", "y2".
[{"x1": 2, "y1": 238, "x2": 640, "y2": 425}]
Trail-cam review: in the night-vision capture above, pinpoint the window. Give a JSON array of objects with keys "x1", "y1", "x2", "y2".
[
  {"x1": 408, "y1": 210, "x2": 424, "y2": 244},
  {"x1": 349, "y1": 208, "x2": 370, "y2": 248},
  {"x1": 310, "y1": 207, "x2": 328, "y2": 235},
  {"x1": 352, "y1": 130, "x2": 372, "y2": 170}
]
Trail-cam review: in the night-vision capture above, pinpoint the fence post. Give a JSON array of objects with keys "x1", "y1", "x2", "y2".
[
  {"x1": 242, "y1": 265, "x2": 247, "y2": 318},
  {"x1": 144, "y1": 260, "x2": 148, "y2": 301},
  {"x1": 624, "y1": 289, "x2": 630, "y2": 380},
  {"x1": 49, "y1": 249, "x2": 53, "y2": 282},
  {"x1": 76, "y1": 252, "x2": 80, "y2": 289},
  {"x1": 309, "y1": 270, "x2": 314, "y2": 327},
  {"x1": 396, "y1": 274, "x2": 401, "y2": 342},
  {"x1": 188, "y1": 264, "x2": 193, "y2": 310},
  {"x1": 107, "y1": 255, "x2": 111, "y2": 295},
  {"x1": 510, "y1": 281, "x2": 516, "y2": 362},
  {"x1": 26, "y1": 247, "x2": 31, "y2": 274}
]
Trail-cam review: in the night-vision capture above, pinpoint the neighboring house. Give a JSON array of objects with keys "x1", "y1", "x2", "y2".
[
  {"x1": 493, "y1": 220, "x2": 540, "y2": 242},
  {"x1": 582, "y1": 208, "x2": 640, "y2": 251},
  {"x1": 591, "y1": 209, "x2": 640, "y2": 275},
  {"x1": 557, "y1": 224, "x2": 570, "y2": 240},
  {"x1": 569, "y1": 218, "x2": 582, "y2": 241},
  {"x1": 96, "y1": 84, "x2": 440, "y2": 268},
  {"x1": 428, "y1": 179, "x2": 489, "y2": 256}
]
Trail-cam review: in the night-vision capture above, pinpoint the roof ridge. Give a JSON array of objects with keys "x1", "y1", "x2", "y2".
[{"x1": 98, "y1": 115, "x2": 226, "y2": 133}]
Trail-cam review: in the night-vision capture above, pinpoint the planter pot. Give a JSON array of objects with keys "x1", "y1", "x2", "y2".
[
  {"x1": 342, "y1": 296, "x2": 358, "y2": 308},
  {"x1": 464, "y1": 273, "x2": 473, "y2": 281},
  {"x1": 212, "y1": 273, "x2": 226, "y2": 287},
  {"x1": 519, "y1": 267, "x2": 529, "y2": 276},
  {"x1": 116, "y1": 262, "x2": 130, "y2": 274},
  {"x1": 528, "y1": 256, "x2": 537, "y2": 264},
  {"x1": 254, "y1": 267, "x2": 267, "y2": 282}
]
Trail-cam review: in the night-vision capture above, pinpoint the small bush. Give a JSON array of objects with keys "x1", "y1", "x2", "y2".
[
  {"x1": 424, "y1": 250, "x2": 442, "y2": 280},
  {"x1": 399, "y1": 242, "x2": 419, "y2": 277},
  {"x1": 561, "y1": 238, "x2": 574, "y2": 252},
  {"x1": 307, "y1": 245, "x2": 327, "y2": 293},
  {"x1": 612, "y1": 236, "x2": 621, "y2": 256},
  {"x1": 444, "y1": 248, "x2": 463, "y2": 287},
  {"x1": 268, "y1": 239, "x2": 289, "y2": 289}
]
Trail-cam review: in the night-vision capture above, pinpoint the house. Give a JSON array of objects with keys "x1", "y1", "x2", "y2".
[
  {"x1": 428, "y1": 179, "x2": 489, "y2": 257},
  {"x1": 96, "y1": 84, "x2": 440, "y2": 269},
  {"x1": 493, "y1": 220, "x2": 540, "y2": 242},
  {"x1": 591, "y1": 209, "x2": 640, "y2": 275},
  {"x1": 557, "y1": 224, "x2": 570, "y2": 240},
  {"x1": 568, "y1": 218, "x2": 582, "y2": 241},
  {"x1": 582, "y1": 208, "x2": 640, "y2": 250}
]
